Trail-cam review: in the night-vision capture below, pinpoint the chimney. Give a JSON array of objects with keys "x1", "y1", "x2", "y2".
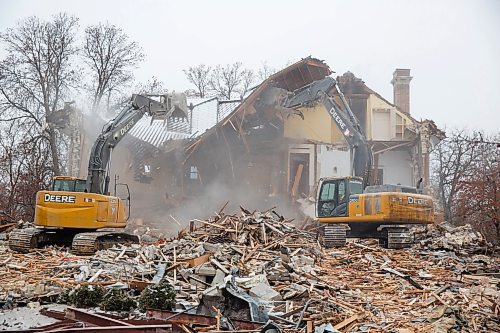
[{"x1": 391, "y1": 69, "x2": 412, "y2": 114}]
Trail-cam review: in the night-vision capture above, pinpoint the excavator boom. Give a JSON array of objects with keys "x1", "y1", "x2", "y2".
[
  {"x1": 282, "y1": 77, "x2": 373, "y2": 186},
  {"x1": 9, "y1": 93, "x2": 188, "y2": 254},
  {"x1": 268, "y1": 76, "x2": 433, "y2": 249}
]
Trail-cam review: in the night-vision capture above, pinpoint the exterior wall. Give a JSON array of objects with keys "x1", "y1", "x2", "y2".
[
  {"x1": 316, "y1": 146, "x2": 351, "y2": 179},
  {"x1": 284, "y1": 104, "x2": 344, "y2": 144},
  {"x1": 367, "y1": 94, "x2": 414, "y2": 141},
  {"x1": 283, "y1": 93, "x2": 419, "y2": 191},
  {"x1": 287, "y1": 144, "x2": 351, "y2": 197},
  {"x1": 377, "y1": 150, "x2": 414, "y2": 186},
  {"x1": 367, "y1": 94, "x2": 396, "y2": 140}
]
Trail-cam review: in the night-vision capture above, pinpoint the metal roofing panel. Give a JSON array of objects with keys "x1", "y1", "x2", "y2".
[{"x1": 128, "y1": 97, "x2": 239, "y2": 147}]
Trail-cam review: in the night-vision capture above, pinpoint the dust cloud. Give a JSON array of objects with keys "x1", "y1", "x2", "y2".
[{"x1": 76, "y1": 99, "x2": 302, "y2": 237}]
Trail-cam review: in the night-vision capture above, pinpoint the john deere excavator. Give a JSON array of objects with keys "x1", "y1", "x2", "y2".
[
  {"x1": 277, "y1": 77, "x2": 434, "y2": 248},
  {"x1": 9, "y1": 93, "x2": 188, "y2": 254}
]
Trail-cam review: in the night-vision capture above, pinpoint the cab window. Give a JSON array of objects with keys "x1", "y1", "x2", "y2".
[
  {"x1": 75, "y1": 180, "x2": 87, "y2": 192},
  {"x1": 53, "y1": 179, "x2": 73, "y2": 191},
  {"x1": 318, "y1": 181, "x2": 338, "y2": 217},
  {"x1": 338, "y1": 181, "x2": 346, "y2": 202},
  {"x1": 319, "y1": 182, "x2": 336, "y2": 201},
  {"x1": 349, "y1": 180, "x2": 364, "y2": 195}
]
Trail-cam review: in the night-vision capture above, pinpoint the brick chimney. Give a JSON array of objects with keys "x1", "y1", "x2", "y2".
[{"x1": 391, "y1": 69, "x2": 412, "y2": 114}]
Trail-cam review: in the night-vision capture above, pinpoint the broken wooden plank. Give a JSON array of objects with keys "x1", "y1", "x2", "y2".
[
  {"x1": 210, "y1": 259, "x2": 229, "y2": 274},
  {"x1": 291, "y1": 163, "x2": 304, "y2": 198},
  {"x1": 334, "y1": 313, "x2": 362, "y2": 330}
]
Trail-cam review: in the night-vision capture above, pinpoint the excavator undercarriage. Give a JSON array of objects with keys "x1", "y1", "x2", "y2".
[
  {"x1": 322, "y1": 223, "x2": 413, "y2": 249},
  {"x1": 9, "y1": 228, "x2": 139, "y2": 255}
]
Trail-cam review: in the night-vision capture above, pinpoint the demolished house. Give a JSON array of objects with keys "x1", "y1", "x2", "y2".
[
  {"x1": 118, "y1": 58, "x2": 444, "y2": 215},
  {"x1": 56, "y1": 57, "x2": 444, "y2": 224}
]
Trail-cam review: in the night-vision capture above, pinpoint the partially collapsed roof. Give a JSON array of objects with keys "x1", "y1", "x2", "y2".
[
  {"x1": 129, "y1": 97, "x2": 240, "y2": 148},
  {"x1": 184, "y1": 57, "x2": 332, "y2": 154}
]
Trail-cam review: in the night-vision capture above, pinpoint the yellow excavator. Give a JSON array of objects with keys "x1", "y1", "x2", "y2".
[
  {"x1": 9, "y1": 93, "x2": 188, "y2": 254},
  {"x1": 277, "y1": 77, "x2": 434, "y2": 248}
]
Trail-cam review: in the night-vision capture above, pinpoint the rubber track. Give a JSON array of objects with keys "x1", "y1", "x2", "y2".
[{"x1": 324, "y1": 225, "x2": 346, "y2": 248}]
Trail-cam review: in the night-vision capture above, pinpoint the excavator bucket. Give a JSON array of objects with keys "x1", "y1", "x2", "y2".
[
  {"x1": 162, "y1": 92, "x2": 189, "y2": 119},
  {"x1": 253, "y1": 85, "x2": 305, "y2": 119},
  {"x1": 133, "y1": 93, "x2": 189, "y2": 122},
  {"x1": 254, "y1": 85, "x2": 290, "y2": 112}
]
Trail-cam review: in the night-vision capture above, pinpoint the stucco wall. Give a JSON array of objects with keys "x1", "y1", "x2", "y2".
[
  {"x1": 368, "y1": 94, "x2": 396, "y2": 140},
  {"x1": 284, "y1": 104, "x2": 344, "y2": 144},
  {"x1": 316, "y1": 146, "x2": 351, "y2": 179},
  {"x1": 367, "y1": 94, "x2": 414, "y2": 141},
  {"x1": 378, "y1": 150, "x2": 414, "y2": 186}
]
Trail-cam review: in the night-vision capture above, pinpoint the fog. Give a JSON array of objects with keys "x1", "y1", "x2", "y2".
[{"x1": 1, "y1": 0, "x2": 499, "y2": 133}]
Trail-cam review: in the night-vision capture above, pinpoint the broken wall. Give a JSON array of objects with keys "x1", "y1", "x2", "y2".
[{"x1": 284, "y1": 104, "x2": 344, "y2": 144}]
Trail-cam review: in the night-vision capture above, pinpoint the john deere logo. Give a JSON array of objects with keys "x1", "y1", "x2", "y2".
[
  {"x1": 44, "y1": 194, "x2": 76, "y2": 203},
  {"x1": 407, "y1": 197, "x2": 428, "y2": 205}
]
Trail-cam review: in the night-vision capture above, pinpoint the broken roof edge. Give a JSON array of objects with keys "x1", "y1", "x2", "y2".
[
  {"x1": 184, "y1": 57, "x2": 333, "y2": 156},
  {"x1": 419, "y1": 119, "x2": 446, "y2": 139},
  {"x1": 223, "y1": 57, "x2": 331, "y2": 122}
]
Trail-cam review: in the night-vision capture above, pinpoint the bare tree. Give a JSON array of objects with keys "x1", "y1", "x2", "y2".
[
  {"x1": 238, "y1": 69, "x2": 255, "y2": 99},
  {"x1": 83, "y1": 23, "x2": 144, "y2": 113},
  {"x1": 135, "y1": 76, "x2": 168, "y2": 95},
  {"x1": 210, "y1": 62, "x2": 254, "y2": 100},
  {"x1": 453, "y1": 134, "x2": 500, "y2": 241},
  {"x1": 432, "y1": 130, "x2": 478, "y2": 222},
  {"x1": 183, "y1": 64, "x2": 211, "y2": 98},
  {"x1": 0, "y1": 13, "x2": 79, "y2": 175},
  {"x1": 432, "y1": 129, "x2": 500, "y2": 240},
  {"x1": 258, "y1": 61, "x2": 276, "y2": 81},
  {"x1": 0, "y1": 118, "x2": 53, "y2": 221}
]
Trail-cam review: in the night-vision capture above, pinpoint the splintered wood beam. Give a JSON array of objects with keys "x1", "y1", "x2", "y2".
[
  {"x1": 298, "y1": 66, "x2": 307, "y2": 85},
  {"x1": 228, "y1": 119, "x2": 238, "y2": 132},
  {"x1": 291, "y1": 164, "x2": 304, "y2": 198},
  {"x1": 183, "y1": 139, "x2": 203, "y2": 165}
]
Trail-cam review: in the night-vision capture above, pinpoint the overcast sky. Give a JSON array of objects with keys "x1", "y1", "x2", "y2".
[{"x1": 1, "y1": 0, "x2": 499, "y2": 133}]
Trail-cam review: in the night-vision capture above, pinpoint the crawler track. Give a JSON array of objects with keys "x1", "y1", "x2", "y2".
[
  {"x1": 385, "y1": 227, "x2": 412, "y2": 249},
  {"x1": 71, "y1": 231, "x2": 139, "y2": 255},
  {"x1": 323, "y1": 225, "x2": 347, "y2": 248},
  {"x1": 9, "y1": 228, "x2": 139, "y2": 255},
  {"x1": 8, "y1": 228, "x2": 44, "y2": 253}
]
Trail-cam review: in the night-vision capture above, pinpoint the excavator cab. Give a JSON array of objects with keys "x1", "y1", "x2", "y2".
[
  {"x1": 52, "y1": 176, "x2": 87, "y2": 192},
  {"x1": 317, "y1": 177, "x2": 364, "y2": 218}
]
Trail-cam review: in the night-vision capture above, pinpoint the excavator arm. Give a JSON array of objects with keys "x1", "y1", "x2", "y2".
[
  {"x1": 283, "y1": 77, "x2": 373, "y2": 187},
  {"x1": 87, "y1": 93, "x2": 188, "y2": 194}
]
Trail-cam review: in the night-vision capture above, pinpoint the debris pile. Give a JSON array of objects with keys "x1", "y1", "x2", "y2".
[
  {"x1": 0, "y1": 207, "x2": 498, "y2": 332},
  {"x1": 417, "y1": 222, "x2": 487, "y2": 253},
  {"x1": 0, "y1": 212, "x2": 24, "y2": 239}
]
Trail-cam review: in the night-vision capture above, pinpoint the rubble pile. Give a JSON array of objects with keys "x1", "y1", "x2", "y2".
[
  {"x1": 417, "y1": 222, "x2": 487, "y2": 253},
  {"x1": 0, "y1": 209, "x2": 498, "y2": 332},
  {"x1": 0, "y1": 212, "x2": 24, "y2": 240}
]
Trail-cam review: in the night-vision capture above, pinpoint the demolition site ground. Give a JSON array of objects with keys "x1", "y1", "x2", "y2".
[{"x1": 0, "y1": 207, "x2": 498, "y2": 333}]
